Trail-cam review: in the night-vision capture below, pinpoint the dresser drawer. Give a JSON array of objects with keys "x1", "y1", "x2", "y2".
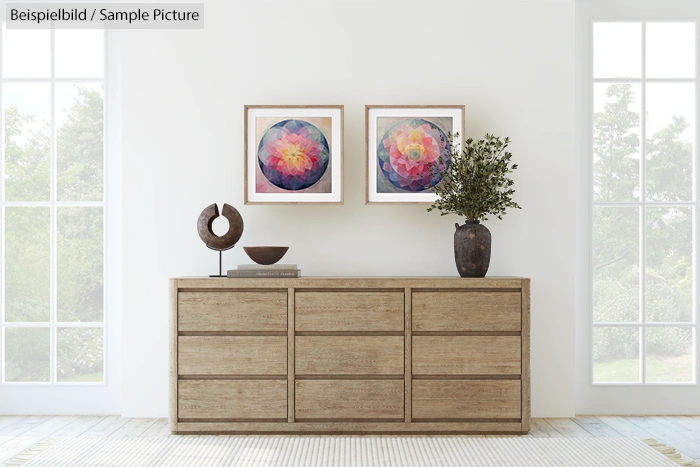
[
  {"x1": 295, "y1": 380, "x2": 403, "y2": 420},
  {"x1": 296, "y1": 336, "x2": 404, "y2": 375},
  {"x1": 412, "y1": 380, "x2": 521, "y2": 420},
  {"x1": 178, "y1": 291, "x2": 287, "y2": 332},
  {"x1": 412, "y1": 291, "x2": 521, "y2": 332},
  {"x1": 413, "y1": 336, "x2": 521, "y2": 375},
  {"x1": 296, "y1": 291, "x2": 404, "y2": 332},
  {"x1": 178, "y1": 380, "x2": 287, "y2": 420},
  {"x1": 178, "y1": 336, "x2": 286, "y2": 375}
]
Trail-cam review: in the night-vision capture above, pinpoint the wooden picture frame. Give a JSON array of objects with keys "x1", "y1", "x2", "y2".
[
  {"x1": 366, "y1": 105, "x2": 465, "y2": 204},
  {"x1": 245, "y1": 105, "x2": 344, "y2": 204}
]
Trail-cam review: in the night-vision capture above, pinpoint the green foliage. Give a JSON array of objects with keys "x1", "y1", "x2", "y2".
[
  {"x1": 57, "y1": 86, "x2": 104, "y2": 201},
  {"x1": 5, "y1": 328, "x2": 50, "y2": 382},
  {"x1": 646, "y1": 115, "x2": 693, "y2": 202},
  {"x1": 427, "y1": 133, "x2": 521, "y2": 222},
  {"x1": 4, "y1": 105, "x2": 50, "y2": 201},
  {"x1": 4, "y1": 86, "x2": 104, "y2": 382},
  {"x1": 57, "y1": 328, "x2": 103, "y2": 381},
  {"x1": 57, "y1": 207, "x2": 104, "y2": 322},
  {"x1": 4, "y1": 207, "x2": 51, "y2": 322},
  {"x1": 594, "y1": 84, "x2": 693, "y2": 365},
  {"x1": 593, "y1": 84, "x2": 640, "y2": 202}
]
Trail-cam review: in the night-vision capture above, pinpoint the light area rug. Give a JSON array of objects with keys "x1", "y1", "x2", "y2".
[{"x1": 3, "y1": 436, "x2": 698, "y2": 467}]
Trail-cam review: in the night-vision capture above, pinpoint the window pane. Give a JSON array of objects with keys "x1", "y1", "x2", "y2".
[
  {"x1": 4, "y1": 207, "x2": 50, "y2": 322},
  {"x1": 646, "y1": 327, "x2": 694, "y2": 383},
  {"x1": 646, "y1": 23, "x2": 695, "y2": 79},
  {"x1": 593, "y1": 327, "x2": 640, "y2": 383},
  {"x1": 3, "y1": 84, "x2": 51, "y2": 202},
  {"x1": 646, "y1": 83, "x2": 695, "y2": 202},
  {"x1": 57, "y1": 327, "x2": 104, "y2": 382},
  {"x1": 593, "y1": 207, "x2": 640, "y2": 322},
  {"x1": 594, "y1": 23, "x2": 642, "y2": 79},
  {"x1": 594, "y1": 83, "x2": 641, "y2": 202},
  {"x1": 55, "y1": 30, "x2": 104, "y2": 79},
  {"x1": 1, "y1": 25, "x2": 50, "y2": 78},
  {"x1": 4, "y1": 327, "x2": 50, "y2": 382},
  {"x1": 646, "y1": 207, "x2": 693, "y2": 323},
  {"x1": 56, "y1": 84, "x2": 104, "y2": 202},
  {"x1": 57, "y1": 207, "x2": 104, "y2": 322}
]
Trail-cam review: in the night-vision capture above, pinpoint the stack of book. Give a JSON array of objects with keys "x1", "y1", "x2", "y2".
[{"x1": 227, "y1": 264, "x2": 301, "y2": 278}]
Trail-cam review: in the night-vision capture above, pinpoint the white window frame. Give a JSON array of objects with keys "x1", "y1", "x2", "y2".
[
  {"x1": 0, "y1": 24, "x2": 121, "y2": 413},
  {"x1": 590, "y1": 20, "x2": 698, "y2": 387},
  {"x1": 577, "y1": 0, "x2": 700, "y2": 415}
]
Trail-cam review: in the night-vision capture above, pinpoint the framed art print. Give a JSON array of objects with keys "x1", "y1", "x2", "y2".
[
  {"x1": 366, "y1": 105, "x2": 465, "y2": 204},
  {"x1": 245, "y1": 105, "x2": 344, "y2": 204}
]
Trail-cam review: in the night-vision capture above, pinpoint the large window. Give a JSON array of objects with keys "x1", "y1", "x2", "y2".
[
  {"x1": 1, "y1": 26, "x2": 106, "y2": 384},
  {"x1": 592, "y1": 21, "x2": 697, "y2": 385}
]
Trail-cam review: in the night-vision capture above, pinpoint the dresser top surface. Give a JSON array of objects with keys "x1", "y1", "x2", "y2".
[{"x1": 172, "y1": 276, "x2": 530, "y2": 289}]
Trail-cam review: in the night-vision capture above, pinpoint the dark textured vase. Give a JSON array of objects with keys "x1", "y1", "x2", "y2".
[{"x1": 454, "y1": 221, "x2": 491, "y2": 278}]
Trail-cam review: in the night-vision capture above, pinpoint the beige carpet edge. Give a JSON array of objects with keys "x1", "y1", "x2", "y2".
[
  {"x1": 0, "y1": 437, "x2": 61, "y2": 467},
  {"x1": 643, "y1": 438, "x2": 700, "y2": 467},
  {"x1": 4, "y1": 436, "x2": 698, "y2": 466}
]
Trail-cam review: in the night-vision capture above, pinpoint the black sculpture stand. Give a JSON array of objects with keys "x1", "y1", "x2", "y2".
[{"x1": 208, "y1": 245, "x2": 234, "y2": 278}]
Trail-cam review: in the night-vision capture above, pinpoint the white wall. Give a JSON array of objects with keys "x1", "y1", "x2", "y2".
[{"x1": 120, "y1": 0, "x2": 575, "y2": 418}]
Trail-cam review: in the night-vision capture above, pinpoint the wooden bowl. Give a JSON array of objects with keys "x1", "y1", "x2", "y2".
[{"x1": 243, "y1": 246, "x2": 289, "y2": 265}]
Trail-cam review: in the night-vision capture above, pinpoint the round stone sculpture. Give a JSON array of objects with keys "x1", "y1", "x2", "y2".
[{"x1": 197, "y1": 203, "x2": 244, "y2": 251}]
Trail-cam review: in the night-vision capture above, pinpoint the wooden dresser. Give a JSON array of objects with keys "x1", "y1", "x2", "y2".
[{"x1": 170, "y1": 277, "x2": 530, "y2": 434}]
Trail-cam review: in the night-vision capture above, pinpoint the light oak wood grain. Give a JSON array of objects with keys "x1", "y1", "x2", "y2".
[
  {"x1": 412, "y1": 291, "x2": 521, "y2": 332},
  {"x1": 178, "y1": 380, "x2": 287, "y2": 420},
  {"x1": 295, "y1": 291, "x2": 404, "y2": 331},
  {"x1": 178, "y1": 291, "x2": 287, "y2": 332},
  {"x1": 521, "y1": 278, "x2": 531, "y2": 432},
  {"x1": 140, "y1": 419, "x2": 173, "y2": 438},
  {"x1": 170, "y1": 277, "x2": 531, "y2": 435},
  {"x1": 50, "y1": 416, "x2": 105, "y2": 438},
  {"x1": 79, "y1": 416, "x2": 130, "y2": 438},
  {"x1": 174, "y1": 420, "x2": 522, "y2": 434},
  {"x1": 175, "y1": 277, "x2": 525, "y2": 290},
  {"x1": 295, "y1": 336, "x2": 404, "y2": 375},
  {"x1": 0, "y1": 416, "x2": 76, "y2": 461},
  {"x1": 413, "y1": 336, "x2": 521, "y2": 375},
  {"x1": 109, "y1": 418, "x2": 158, "y2": 438},
  {"x1": 169, "y1": 280, "x2": 178, "y2": 431},
  {"x1": 178, "y1": 336, "x2": 286, "y2": 375},
  {"x1": 412, "y1": 380, "x2": 521, "y2": 419},
  {"x1": 295, "y1": 380, "x2": 404, "y2": 419},
  {"x1": 287, "y1": 287, "x2": 295, "y2": 423},
  {"x1": 404, "y1": 287, "x2": 412, "y2": 423}
]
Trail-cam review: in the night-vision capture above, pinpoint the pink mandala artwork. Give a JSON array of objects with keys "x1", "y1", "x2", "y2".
[{"x1": 377, "y1": 119, "x2": 451, "y2": 192}]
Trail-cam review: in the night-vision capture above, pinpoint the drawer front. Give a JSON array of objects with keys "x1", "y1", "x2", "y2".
[
  {"x1": 295, "y1": 380, "x2": 404, "y2": 420},
  {"x1": 296, "y1": 292, "x2": 404, "y2": 332},
  {"x1": 178, "y1": 291, "x2": 287, "y2": 332},
  {"x1": 412, "y1": 291, "x2": 521, "y2": 332},
  {"x1": 413, "y1": 336, "x2": 521, "y2": 375},
  {"x1": 295, "y1": 336, "x2": 404, "y2": 375},
  {"x1": 412, "y1": 380, "x2": 521, "y2": 419},
  {"x1": 178, "y1": 380, "x2": 287, "y2": 419},
  {"x1": 178, "y1": 336, "x2": 287, "y2": 375}
]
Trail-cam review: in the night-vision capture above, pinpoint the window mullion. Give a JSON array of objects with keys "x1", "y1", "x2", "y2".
[
  {"x1": 640, "y1": 21, "x2": 647, "y2": 385},
  {"x1": 695, "y1": 19, "x2": 700, "y2": 385},
  {"x1": 49, "y1": 27, "x2": 56, "y2": 385},
  {"x1": 0, "y1": 20, "x2": 5, "y2": 385}
]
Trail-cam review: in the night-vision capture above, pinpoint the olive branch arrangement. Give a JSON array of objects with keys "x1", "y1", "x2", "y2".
[{"x1": 428, "y1": 133, "x2": 521, "y2": 222}]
